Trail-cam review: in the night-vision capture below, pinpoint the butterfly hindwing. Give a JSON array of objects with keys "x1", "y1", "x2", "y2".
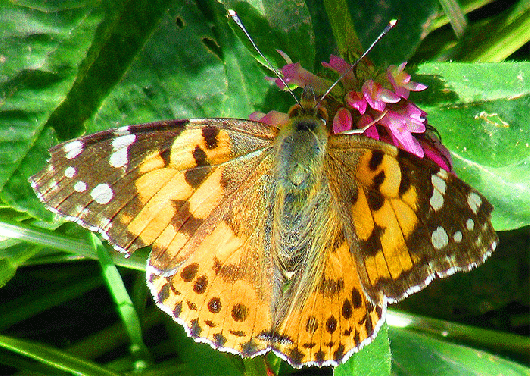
[
  {"x1": 147, "y1": 138, "x2": 278, "y2": 357},
  {"x1": 273, "y1": 224, "x2": 385, "y2": 366},
  {"x1": 326, "y1": 134, "x2": 498, "y2": 304},
  {"x1": 146, "y1": 176, "x2": 385, "y2": 367}
]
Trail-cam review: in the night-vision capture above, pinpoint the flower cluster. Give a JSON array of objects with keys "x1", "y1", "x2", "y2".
[{"x1": 253, "y1": 55, "x2": 453, "y2": 172}]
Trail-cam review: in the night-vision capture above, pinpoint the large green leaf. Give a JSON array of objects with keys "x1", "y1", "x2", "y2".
[
  {"x1": 0, "y1": 334, "x2": 121, "y2": 376},
  {"x1": 335, "y1": 323, "x2": 391, "y2": 376},
  {"x1": 389, "y1": 326, "x2": 529, "y2": 376},
  {"x1": 414, "y1": 62, "x2": 530, "y2": 231},
  {"x1": 0, "y1": 0, "x2": 528, "y2": 375}
]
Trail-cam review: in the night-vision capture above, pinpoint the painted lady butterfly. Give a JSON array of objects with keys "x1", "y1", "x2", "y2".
[{"x1": 29, "y1": 13, "x2": 497, "y2": 369}]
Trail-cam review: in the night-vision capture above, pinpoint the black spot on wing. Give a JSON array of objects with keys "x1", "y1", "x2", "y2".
[
  {"x1": 202, "y1": 125, "x2": 220, "y2": 149},
  {"x1": 361, "y1": 224, "x2": 384, "y2": 257},
  {"x1": 193, "y1": 275, "x2": 208, "y2": 294},
  {"x1": 231, "y1": 303, "x2": 248, "y2": 322},
  {"x1": 184, "y1": 166, "x2": 211, "y2": 188},
  {"x1": 369, "y1": 150, "x2": 384, "y2": 171},
  {"x1": 180, "y1": 263, "x2": 199, "y2": 282}
]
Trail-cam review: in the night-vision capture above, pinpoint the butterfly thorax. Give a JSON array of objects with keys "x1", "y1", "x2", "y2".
[{"x1": 275, "y1": 87, "x2": 329, "y2": 191}]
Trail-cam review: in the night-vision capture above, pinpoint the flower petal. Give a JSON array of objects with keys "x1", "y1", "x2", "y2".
[
  {"x1": 387, "y1": 62, "x2": 427, "y2": 99},
  {"x1": 362, "y1": 80, "x2": 400, "y2": 111},
  {"x1": 359, "y1": 115, "x2": 380, "y2": 140},
  {"x1": 346, "y1": 91, "x2": 368, "y2": 114},
  {"x1": 250, "y1": 110, "x2": 289, "y2": 127},
  {"x1": 388, "y1": 124, "x2": 424, "y2": 157},
  {"x1": 277, "y1": 62, "x2": 330, "y2": 93},
  {"x1": 322, "y1": 55, "x2": 351, "y2": 75},
  {"x1": 333, "y1": 108, "x2": 353, "y2": 133}
]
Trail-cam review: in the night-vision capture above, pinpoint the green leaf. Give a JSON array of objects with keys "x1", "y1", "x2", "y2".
[
  {"x1": 162, "y1": 315, "x2": 244, "y2": 376},
  {"x1": 387, "y1": 309, "x2": 530, "y2": 365},
  {"x1": 92, "y1": 234, "x2": 151, "y2": 370},
  {"x1": 324, "y1": 0, "x2": 363, "y2": 60},
  {"x1": 389, "y1": 326, "x2": 529, "y2": 376},
  {"x1": 0, "y1": 242, "x2": 41, "y2": 289},
  {"x1": 0, "y1": 1, "x2": 528, "y2": 375},
  {"x1": 460, "y1": 4, "x2": 530, "y2": 62},
  {"x1": 414, "y1": 62, "x2": 530, "y2": 231},
  {"x1": 0, "y1": 1, "x2": 113, "y2": 191},
  {"x1": 347, "y1": 0, "x2": 440, "y2": 66},
  {"x1": 0, "y1": 220, "x2": 146, "y2": 270},
  {"x1": 0, "y1": 334, "x2": 121, "y2": 376},
  {"x1": 335, "y1": 323, "x2": 391, "y2": 376},
  {"x1": 223, "y1": 0, "x2": 317, "y2": 70}
]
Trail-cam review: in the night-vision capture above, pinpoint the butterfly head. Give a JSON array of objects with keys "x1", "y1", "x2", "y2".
[{"x1": 287, "y1": 86, "x2": 328, "y2": 128}]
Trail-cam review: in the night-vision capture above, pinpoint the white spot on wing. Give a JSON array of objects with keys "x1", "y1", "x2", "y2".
[
  {"x1": 430, "y1": 189, "x2": 444, "y2": 211},
  {"x1": 109, "y1": 134, "x2": 136, "y2": 168},
  {"x1": 74, "y1": 181, "x2": 87, "y2": 192},
  {"x1": 112, "y1": 134, "x2": 136, "y2": 150},
  {"x1": 90, "y1": 183, "x2": 113, "y2": 204},
  {"x1": 431, "y1": 226, "x2": 448, "y2": 250},
  {"x1": 109, "y1": 148, "x2": 128, "y2": 168},
  {"x1": 114, "y1": 126, "x2": 131, "y2": 136},
  {"x1": 64, "y1": 166, "x2": 76, "y2": 178},
  {"x1": 430, "y1": 174, "x2": 446, "y2": 211},
  {"x1": 436, "y1": 169, "x2": 449, "y2": 179},
  {"x1": 467, "y1": 192, "x2": 482, "y2": 214},
  {"x1": 64, "y1": 140, "x2": 84, "y2": 159},
  {"x1": 432, "y1": 174, "x2": 446, "y2": 193},
  {"x1": 466, "y1": 218, "x2": 474, "y2": 231},
  {"x1": 453, "y1": 231, "x2": 462, "y2": 242}
]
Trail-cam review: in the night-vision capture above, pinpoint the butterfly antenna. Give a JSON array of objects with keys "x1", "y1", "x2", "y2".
[
  {"x1": 228, "y1": 9, "x2": 301, "y2": 106},
  {"x1": 316, "y1": 19, "x2": 398, "y2": 107}
]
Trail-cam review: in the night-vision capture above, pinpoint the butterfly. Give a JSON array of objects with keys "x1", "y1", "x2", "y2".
[{"x1": 29, "y1": 21, "x2": 498, "y2": 369}]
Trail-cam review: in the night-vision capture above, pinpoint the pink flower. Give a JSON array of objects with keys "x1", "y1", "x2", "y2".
[
  {"x1": 377, "y1": 102, "x2": 427, "y2": 157},
  {"x1": 346, "y1": 91, "x2": 368, "y2": 114},
  {"x1": 250, "y1": 111, "x2": 289, "y2": 127},
  {"x1": 420, "y1": 131, "x2": 454, "y2": 172},
  {"x1": 385, "y1": 121, "x2": 424, "y2": 157},
  {"x1": 322, "y1": 55, "x2": 357, "y2": 89},
  {"x1": 332, "y1": 108, "x2": 353, "y2": 133},
  {"x1": 359, "y1": 115, "x2": 380, "y2": 140},
  {"x1": 362, "y1": 80, "x2": 400, "y2": 112},
  {"x1": 322, "y1": 55, "x2": 352, "y2": 75},
  {"x1": 258, "y1": 55, "x2": 452, "y2": 172},
  {"x1": 268, "y1": 62, "x2": 330, "y2": 94},
  {"x1": 345, "y1": 81, "x2": 430, "y2": 158},
  {"x1": 387, "y1": 62, "x2": 427, "y2": 99}
]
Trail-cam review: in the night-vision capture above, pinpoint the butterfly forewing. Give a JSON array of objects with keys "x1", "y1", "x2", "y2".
[
  {"x1": 326, "y1": 134, "x2": 498, "y2": 304},
  {"x1": 30, "y1": 119, "x2": 276, "y2": 256}
]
